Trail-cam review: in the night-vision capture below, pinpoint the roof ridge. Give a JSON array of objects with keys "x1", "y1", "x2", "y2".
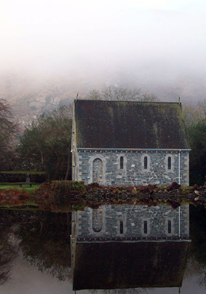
[{"x1": 75, "y1": 99, "x2": 179, "y2": 104}]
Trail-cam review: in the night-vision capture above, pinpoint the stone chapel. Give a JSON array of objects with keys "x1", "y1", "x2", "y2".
[{"x1": 72, "y1": 99, "x2": 190, "y2": 186}]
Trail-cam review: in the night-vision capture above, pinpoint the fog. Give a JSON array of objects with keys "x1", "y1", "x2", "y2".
[{"x1": 1, "y1": 0, "x2": 206, "y2": 102}]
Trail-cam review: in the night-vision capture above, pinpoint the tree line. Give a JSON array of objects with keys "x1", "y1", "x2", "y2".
[
  {"x1": 1, "y1": 86, "x2": 206, "y2": 185},
  {"x1": 0, "y1": 100, "x2": 73, "y2": 181}
]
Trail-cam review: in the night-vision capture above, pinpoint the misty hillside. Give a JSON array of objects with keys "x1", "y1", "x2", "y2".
[
  {"x1": 2, "y1": 0, "x2": 206, "y2": 132},
  {"x1": 0, "y1": 71, "x2": 205, "y2": 129}
]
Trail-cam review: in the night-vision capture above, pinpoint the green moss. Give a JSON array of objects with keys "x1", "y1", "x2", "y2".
[
  {"x1": 179, "y1": 186, "x2": 192, "y2": 194},
  {"x1": 71, "y1": 181, "x2": 85, "y2": 191},
  {"x1": 72, "y1": 200, "x2": 86, "y2": 211}
]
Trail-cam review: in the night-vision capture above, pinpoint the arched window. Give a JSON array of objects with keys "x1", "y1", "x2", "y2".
[
  {"x1": 120, "y1": 156, "x2": 124, "y2": 169},
  {"x1": 144, "y1": 156, "x2": 148, "y2": 169},
  {"x1": 168, "y1": 156, "x2": 171, "y2": 170}
]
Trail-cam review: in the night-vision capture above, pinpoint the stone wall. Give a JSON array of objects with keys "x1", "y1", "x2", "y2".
[
  {"x1": 75, "y1": 204, "x2": 190, "y2": 241},
  {"x1": 76, "y1": 149, "x2": 189, "y2": 186}
]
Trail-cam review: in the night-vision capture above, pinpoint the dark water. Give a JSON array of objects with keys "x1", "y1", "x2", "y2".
[{"x1": 0, "y1": 204, "x2": 206, "y2": 294}]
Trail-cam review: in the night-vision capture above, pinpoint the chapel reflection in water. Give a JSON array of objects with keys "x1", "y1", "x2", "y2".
[{"x1": 71, "y1": 204, "x2": 190, "y2": 291}]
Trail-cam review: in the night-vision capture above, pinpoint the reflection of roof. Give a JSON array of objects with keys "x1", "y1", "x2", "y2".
[
  {"x1": 75, "y1": 100, "x2": 190, "y2": 149},
  {"x1": 73, "y1": 241, "x2": 190, "y2": 290}
]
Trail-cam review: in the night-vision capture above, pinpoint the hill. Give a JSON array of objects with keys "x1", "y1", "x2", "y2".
[{"x1": 0, "y1": 71, "x2": 204, "y2": 129}]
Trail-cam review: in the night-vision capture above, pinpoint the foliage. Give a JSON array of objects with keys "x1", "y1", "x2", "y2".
[
  {"x1": 17, "y1": 105, "x2": 72, "y2": 181},
  {"x1": 0, "y1": 151, "x2": 19, "y2": 171},
  {"x1": 0, "y1": 99, "x2": 17, "y2": 169},
  {"x1": 34, "y1": 181, "x2": 196, "y2": 212},
  {"x1": 187, "y1": 120, "x2": 206, "y2": 185},
  {"x1": 182, "y1": 101, "x2": 206, "y2": 185},
  {"x1": 0, "y1": 188, "x2": 30, "y2": 205},
  {"x1": 86, "y1": 86, "x2": 158, "y2": 102},
  {"x1": 35, "y1": 181, "x2": 86, "y2": 211}
]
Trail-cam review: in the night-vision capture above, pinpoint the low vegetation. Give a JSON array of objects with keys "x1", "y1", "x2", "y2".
[{"x1": 1, "y1": 181, "x2": 206, "y2": 212}]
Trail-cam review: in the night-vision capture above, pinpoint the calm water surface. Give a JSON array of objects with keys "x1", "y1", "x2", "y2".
[{"x1": 0, "y1": 204, "x2": 206, "y2": 294}]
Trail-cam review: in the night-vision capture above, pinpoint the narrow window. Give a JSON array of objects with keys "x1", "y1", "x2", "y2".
[
  {"x1": 168, "y1": 156, "x2": 171, "y2": 170},
  {"x1": 144, "y1": 220, "x2": 147, "y2": 234},
  {"x1": 120, "y1": 220, "x2": 124, "y2": 234},
  {"x1": 120, "y1": 156, "x2": 124, "y2": 169},
  {"x1": 144, "y1": 156, "x2": 148, "y2": 169},
  {"x1": 168, "y1": 220, "x2": 171, "y2": 234}
]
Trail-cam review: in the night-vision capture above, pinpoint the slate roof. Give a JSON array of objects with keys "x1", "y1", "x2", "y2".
[
  {"x1": 73, "y1": 241, "x2": 190, "y2": 290},
  {"x1": 74, "y1": 100, "x2": 190, "y2": 149}
]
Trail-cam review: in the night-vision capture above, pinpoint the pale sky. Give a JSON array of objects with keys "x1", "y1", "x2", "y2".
[{"x1": 1, "y1": 0, "x2": 206, "y2": 100}]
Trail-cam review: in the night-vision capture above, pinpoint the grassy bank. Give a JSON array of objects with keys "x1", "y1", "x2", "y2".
[{"x1": 0, "y1": 184, "x2": 40, "y2": 191}]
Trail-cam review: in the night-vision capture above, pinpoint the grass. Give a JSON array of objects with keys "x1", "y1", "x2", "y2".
[{"x1": 0, "y1": 184, "x2": 40, "y2": 192}]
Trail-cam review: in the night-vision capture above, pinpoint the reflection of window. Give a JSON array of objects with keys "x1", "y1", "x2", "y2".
[
  {"x1": 120, "y1": 220, "x2": 124, "y2": 234},
  {"x1": 142, "y1": 219, "x2": 150, "y2": 236},
  {"x1": 92, "y1": 209, "x2": 103, "y2": 232},
  {"x1": 168, "y1": 156, "x2": 171, "y2": 170},
  {"x1": 120, "y1": 156, "x2": 124, "y2": 169},
  {"x1": 168, "y1": 220, "x2": 171, "y2": 234},
  {"x1": 144, "y1": 220, "x2": 148, "y2": 234},
  {"x1": 144, "y1": 156, "x2": 148, "y2": 169}
]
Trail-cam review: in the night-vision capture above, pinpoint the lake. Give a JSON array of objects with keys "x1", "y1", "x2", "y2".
[{"x1": 0, "y1": 204, "x2": 206, "y2": 294}]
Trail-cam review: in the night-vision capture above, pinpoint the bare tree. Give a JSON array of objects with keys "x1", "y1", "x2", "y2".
[
  {"x1": 182, "y1": 102, "x2": 204, "y2": 128},
  {"x1": 86, "y1": 86, "x2": 158, "y2": 102},
  {"x1": 0, "y1": 99, "x2": 17, "y2": 155},
  {"x1": 198, "y1": 98, "x2": 206, "y2": 118}
]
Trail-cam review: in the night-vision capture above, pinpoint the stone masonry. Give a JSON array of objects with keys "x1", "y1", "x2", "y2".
[
  {"x1": 74, "y1": 204, "x2": 190, "y2": 241},
  {"x1": 76, "y1": 149, "x2": 189, "y2": 186}
]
